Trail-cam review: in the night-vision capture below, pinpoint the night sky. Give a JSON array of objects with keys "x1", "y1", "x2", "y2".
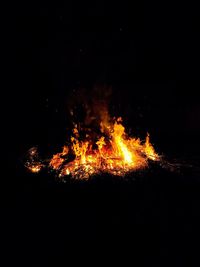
[
  {"x1": 3, "y1": 1, "x2": 200, "y2": 266},
  {"x1": 9, "y1": 1, "x2": 200, "y2": 158}
]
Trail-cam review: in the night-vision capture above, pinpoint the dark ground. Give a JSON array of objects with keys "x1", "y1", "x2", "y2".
[{"x1": 2, "y1": 1, "x2": 200, "y2": 266}]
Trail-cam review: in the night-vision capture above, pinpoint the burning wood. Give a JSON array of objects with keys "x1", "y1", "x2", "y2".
[{"x1": 25, "y1": 115, "x2": 160, "y2": 180}]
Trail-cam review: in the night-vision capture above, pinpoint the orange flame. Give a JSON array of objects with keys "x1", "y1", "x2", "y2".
[{"x1": 26, "y1": 117, "x2": 159, "y2": 179}]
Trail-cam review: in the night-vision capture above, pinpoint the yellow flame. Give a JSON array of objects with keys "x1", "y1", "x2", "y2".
[
  {"x1": 112, "y1": 122, "x2": 133, "y2": 164},
  {"x1": 144, "y1": 133, "x2": 159, "y2": 161}
]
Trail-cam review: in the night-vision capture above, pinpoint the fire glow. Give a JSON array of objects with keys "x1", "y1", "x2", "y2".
[{"x1": 26, "y1": 116, "x2": 160, "y2": 180}]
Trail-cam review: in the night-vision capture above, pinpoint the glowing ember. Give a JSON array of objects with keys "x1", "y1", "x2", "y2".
[
  {"x1": 25, "y1": 116, "x2": 160, "y2": 180},
  {"x1": 25, "y1": 147, "x2": 44, "y2": 173},
  {"x1": 29, "y1": 165, "x2": 42, "y2": 173}
]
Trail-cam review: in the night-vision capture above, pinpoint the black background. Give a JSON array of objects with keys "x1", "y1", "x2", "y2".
[{"x1": 3, "y1": 1, "x2": 200, "y2": 266}]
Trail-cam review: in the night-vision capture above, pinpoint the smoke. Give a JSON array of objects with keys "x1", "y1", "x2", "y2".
[{"x1": 67, "y1": 85, "x2": 112, "y2": 131}]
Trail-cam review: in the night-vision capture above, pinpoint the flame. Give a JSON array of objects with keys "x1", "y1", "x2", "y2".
[
  {"x1": 50, "y1": 146, "x2": 68, "y2": 169},
  {"x1": 144, "y1": 133, "x2": 159, "y2": 161},
  {"x1": 26, "y1": 117, "x2": 160, "y2": 179},
  {"x1": 112, "y1": 122, "x2": 133, "y2": 164}
]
